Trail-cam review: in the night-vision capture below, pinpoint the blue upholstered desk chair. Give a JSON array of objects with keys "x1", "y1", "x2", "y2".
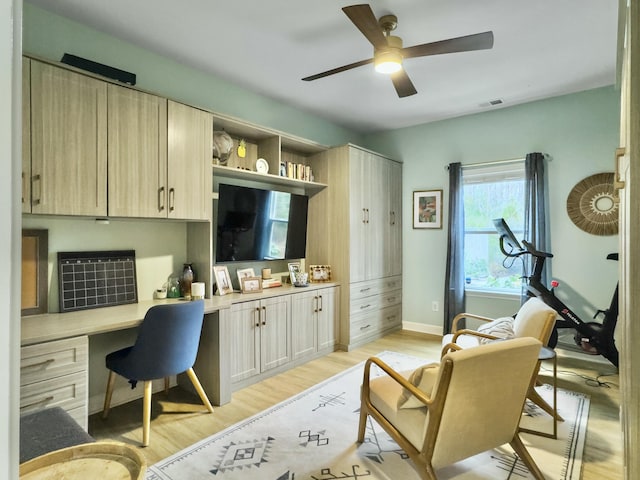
[{"x1": 102, "y1": 300, "x2": 214, "y2": 446}]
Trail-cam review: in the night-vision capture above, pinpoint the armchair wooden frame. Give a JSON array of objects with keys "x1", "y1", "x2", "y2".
[
  {"x1": 449, "y1": 307, "x2": 563, "y2": 423},
  {"x1": 357, "y1": 339, "x2": 546, "y2": 480}
]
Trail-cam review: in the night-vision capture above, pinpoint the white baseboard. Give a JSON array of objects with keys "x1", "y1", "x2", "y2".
[{"x1": 402, "y1": 321, "x2": 443, "y2": 337}]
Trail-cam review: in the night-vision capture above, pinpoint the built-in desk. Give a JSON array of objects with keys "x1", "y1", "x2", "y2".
[{"x1": 20, "y1": 283, "x2": 340, "y2": 424}]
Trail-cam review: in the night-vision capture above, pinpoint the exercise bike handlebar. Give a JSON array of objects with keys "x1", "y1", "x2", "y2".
[{"x1": 520, "y1": 239, "x2": 554, "y2": 259}]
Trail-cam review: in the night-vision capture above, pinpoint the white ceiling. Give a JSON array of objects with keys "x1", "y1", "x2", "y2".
[{"x1": 26, "y1": 0, "x2": 619, "y2": 133}]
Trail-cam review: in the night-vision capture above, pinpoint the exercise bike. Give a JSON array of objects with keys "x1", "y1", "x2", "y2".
[{"x1": 493, "y1": 218, "x2": 619, "y2": 368}]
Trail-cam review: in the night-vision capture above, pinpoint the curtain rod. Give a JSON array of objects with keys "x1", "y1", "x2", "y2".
[{"x1": 444, "y1": 154, "x2": 550, "y2": 170}]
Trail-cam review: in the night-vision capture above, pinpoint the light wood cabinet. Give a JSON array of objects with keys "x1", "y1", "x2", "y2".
[
  {"x1": 29, "y1": 60, "x2": 107, "y2": 216},
  {"x1": 107, "y1": 85, "x2": 168, "y2": 218},
  {"x1": 229, "y1": 295, "x2": 291, "y2": 384},
  {"x1": 168, "y1": 101, "x2": 213, "y2": 220},
  {"x1": 291, "y1": 285, "x2": 338, "y2": 361},
  {"x1": 307, "y1": 144, "x2": 403, "y2": 349},
  {"x1": 20, "y1": 336, "x2": 88, "y2": 430},
  {"x1": 22, "y1": 58, "x2": 31, "y2": 213}
]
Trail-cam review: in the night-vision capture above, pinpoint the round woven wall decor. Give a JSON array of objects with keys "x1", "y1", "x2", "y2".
[{"x1": 566, "y1": 172, "x2": 618, "y2": 236}]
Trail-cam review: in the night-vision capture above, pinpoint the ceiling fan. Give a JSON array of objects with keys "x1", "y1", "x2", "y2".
[{"x1": 302, "y1": 4, "x2": 494, "y2": 98}]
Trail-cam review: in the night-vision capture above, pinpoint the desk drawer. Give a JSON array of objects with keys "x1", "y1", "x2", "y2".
[
  {"x1": 21, "y1": 336, "x2": 88, "y2": 386},
  {"x1": 20, "y1": 371, "x2": 87, "y2": 416}
]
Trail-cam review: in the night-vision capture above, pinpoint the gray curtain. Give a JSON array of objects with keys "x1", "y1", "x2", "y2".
[
  {"x1": 523, "y1": 152, "x2": 548, "y2": 303},
  {"x1": 444, "y1": 162, "x2": 465, "y2": 334}
]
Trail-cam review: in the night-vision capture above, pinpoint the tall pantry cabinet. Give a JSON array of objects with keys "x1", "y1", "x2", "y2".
[{"x1": 307, "y1": 144, "x2": 402, "y2": 350}]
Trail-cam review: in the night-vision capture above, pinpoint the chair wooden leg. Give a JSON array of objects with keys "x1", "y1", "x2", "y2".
[
  {"x1": 186, "y1": 368, "x2": 214, "y2": 413},
  {"x1": 164, "y1": 376, "x2": 170, "y2": 395},
  {"x1": 510, "y1": 434, "x2": 546, "y2": 480},
  {"x1": 142, "y1": 380, "x2": 153, "y2": 447},
  {"x1": 528, "y1": 387, "x2": 564, "y2": 421},
  {"x1": 102, "y1": 370, "x2": 116, "y2": 419},
  {"x1": 357, "y1": 406, "x2": 368, "y2": 443}
]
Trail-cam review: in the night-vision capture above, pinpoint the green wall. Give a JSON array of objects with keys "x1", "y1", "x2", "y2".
[{"x1": 364, "y1": 86, "x2": 621, "y2": 333}]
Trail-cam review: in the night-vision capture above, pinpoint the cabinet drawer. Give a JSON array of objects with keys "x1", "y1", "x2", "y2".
[
  {"x1": 380, "y1": 304, "x2": 402, "y2": 331},
  {"x1": 349, "y1": 295, "x2": 380, "y2": 316},
  {"x1": 350, "y1": 313, "x2": 380, "y2": 343},
  {"x1": 350, "y1": 275, "x2": 402, "y2": 300},
  {"x1": 379, "y1": 290, "x2": 402, "y2": 309},
  {"x1": 21, "y1": 336, "x2": 88, "y2": 386},
  {"x1": 20, "y1": 370, "x2": 87, "y2": 416}
]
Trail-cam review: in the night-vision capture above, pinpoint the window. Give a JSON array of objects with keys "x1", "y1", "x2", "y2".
[
  {"x1": 263, "y1": 191, "x2": 291, "y2": 259},
  {"x1": 463, "y1": 161, "x2": 525, "y2": 294}
]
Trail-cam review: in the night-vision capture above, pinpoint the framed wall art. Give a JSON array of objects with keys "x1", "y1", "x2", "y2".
[
  {"x1": 413, "y1": 189, "x2": 443, "y2": 229},
  {"x1": 213, "y1": 265, "x2": 233, "y2": 296}
]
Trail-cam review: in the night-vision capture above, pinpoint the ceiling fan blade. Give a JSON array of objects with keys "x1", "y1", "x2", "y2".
[
  {"x1": 391, "y1": 69, "x2": 417, "y2": 98},
  {"x1": 342, "y1": 4, "x2": 387, "y2": 49},
  {"x1": 302, "y1": 58, "x2": 374, "y2": 81},
  {"x1": 402, "y1": 31, "x2": 494, "y2": 59}
]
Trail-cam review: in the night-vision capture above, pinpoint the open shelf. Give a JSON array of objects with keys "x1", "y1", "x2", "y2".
[{"x1": 212, "y1": 165, "x2": 328, "y2": 194}]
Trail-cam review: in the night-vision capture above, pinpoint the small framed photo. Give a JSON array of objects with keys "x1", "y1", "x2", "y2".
[
  {"x1": 309, "y1": 265, "x2": 331, "y2": 283},
  {"x1": 241, "y1": 276, "x2": 263, "y2": 293},
  {"x1": 236, "y1": 267, "x2": 255, "y2": 287},
  {"x1": 213, "y1": 265, "x2": 233, "y2": 296},
  {"x1": 413, "y1": 189, "x2": 443, "y2": 229},
  {"x1": 288, "y1": 262, "x2": 301, "y2": 284}
]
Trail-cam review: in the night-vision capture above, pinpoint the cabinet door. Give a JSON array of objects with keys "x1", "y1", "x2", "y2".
[
  {"x1": 386, "y1": 160, "x2": 403, "y2": 276},
  {"x1": 349, "y1": 147, "x2": 372, "y2": 282},
  {"x1": 108, "y1": 85, "x2": 167, "y2": 217},
  {"x1": 229, "y1": 301, "x2": 261, "y2": 383},
  {"x1": 30, "y1": 61, "x2": 107, "y2": 216},
  {"x1": 167, "y1": 101, "x2": 213, "y2": 220},
  {"x1": 22, "y1": 58, "x2": 31, "y2": 213},
  {"x1": 260, "y1": 295, "x2": 291, "y2": 372},
  {"x1": 291, "y1": 289, "x2": 317, "y2": 360},
  {"x1": 317, "y1": 287, "x2": 338, "y2": 351},
  {"x1": 367, "y1": 153, "x2": 388, "y2": 280}
]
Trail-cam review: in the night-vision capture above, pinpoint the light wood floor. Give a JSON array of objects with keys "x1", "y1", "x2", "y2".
[{"x1": 88, "y1": 330, "x2": 623, "y2": 479}]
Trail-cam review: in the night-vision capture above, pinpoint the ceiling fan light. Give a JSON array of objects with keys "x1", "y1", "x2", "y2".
[{"x1": 374, "y1": 50, "x2": 402, "y2": 74}]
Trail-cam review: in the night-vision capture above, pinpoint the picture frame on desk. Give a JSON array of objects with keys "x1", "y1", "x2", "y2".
[
  {"x1": 241, "y1": 276, "x2": 263, "y2": 294},
  {"x1": 309, "y1": 265, "x2": 331, "y2": 282},
  {"x1": 236, "y1": 268, "x2": 255, "y2": 288},
  {"x1": 287, "y1": 262, "x2": 301, "y2": 284},
  {"x1": 413, "y1": 189, "x2": 443, "y2": 229},
  {"x1": 213, "y1": 266, "x2": 233, "y2": 296}
]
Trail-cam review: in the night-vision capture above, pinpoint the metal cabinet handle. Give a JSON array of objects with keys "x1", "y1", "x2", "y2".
[
  {"x1": 360, "y1": 304, "x2": 371, "y2": 310},
  {"x1": 365, "y1": 208, "x2": 370, "y2": 224},
  {"x1": 168, "y1": 188, "x2": 175, "y2": 212},
  {"x1": 21, "y1": 396, "x2": 54, "y2": 410},
  {"x1": 359, "y1": 287, "x2": 371, "y2": 293},
  {"x1": 319, "y1": 295, "x2": 323, "y2": 312},
  {"x1": 255, "y1": 307, "x2": 261, "y2": 327},
  {"x1": 314, "y1": 295, "x2": 319, "y2": 313},
  {"x1": 613, "y1": 147, "x2": 626, "y2": 204},
  {"x1": 32, "y1": 174, "x2": 41, "y2": 206},
  {"x1": 360, "y1": 324, "x2": 371, "y2": 331},
  {"x1": 158, "y1": 186, "x2": 165, "y2": 211},
  {"x1": 362, "y1": 208, "x2": 366, "y2": 224},
  {"x1": 262, "y1": 306, "x2": 266, "y2": 326},
  {"x1": 21, "y1": 358, "x2": 55, "y2": 371}
]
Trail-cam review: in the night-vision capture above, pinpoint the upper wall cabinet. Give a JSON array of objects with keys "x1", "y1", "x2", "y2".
[
  {"x1": 28, "y1": 60, "x2": 108, "y2": 216},
  {"x1": 168, "y1": 101, "x2": 213, "y2": 220},
  {"x1": 22, "y1": 58, "x2": 31, "y2": 214},
  {"x1": 107, "y1": 86, "x2": 168, "y2": 218}
]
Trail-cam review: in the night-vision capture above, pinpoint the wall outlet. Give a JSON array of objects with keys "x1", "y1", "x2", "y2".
[{"x1": 432, "y1": 301, "x2": 439, "y2": 312}]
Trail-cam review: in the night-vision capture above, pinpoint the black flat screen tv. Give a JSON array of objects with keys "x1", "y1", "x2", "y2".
[{"x1": 215, "y1": 184, "x2": 309, "y2": 262}]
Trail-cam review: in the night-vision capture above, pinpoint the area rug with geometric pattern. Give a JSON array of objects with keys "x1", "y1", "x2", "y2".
[{"x1": 146, "y1": 351, "x2": 589, "y2": 480}]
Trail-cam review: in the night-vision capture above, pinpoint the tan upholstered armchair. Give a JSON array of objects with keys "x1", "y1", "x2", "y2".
[
  {"x1": 442, "y1": 297, "x2": 561, "y2": 421},
  {"x1": 358, "y1": 337, "x2": 546, "y2": 480}
]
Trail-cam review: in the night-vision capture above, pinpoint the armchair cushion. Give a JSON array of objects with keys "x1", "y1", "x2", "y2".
[
  {"x1": 397, "y1": 363, "x2": 440, "y2": 409},
  {"x1": 476, "y1": 317, "x2": 515, "y2": 343}
]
